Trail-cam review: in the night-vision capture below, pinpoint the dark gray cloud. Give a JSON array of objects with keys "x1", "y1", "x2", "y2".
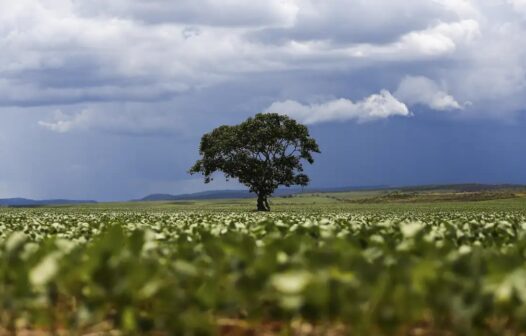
[
  {"x1": 249, "y1": 0, "x2": 462, "y2": 45},
  {"x1": 0, "y1": 0, "x2": 490, "y2": 112},
  {"x1": 71, "y1": 0, "x2": 298, "y2": 26}
]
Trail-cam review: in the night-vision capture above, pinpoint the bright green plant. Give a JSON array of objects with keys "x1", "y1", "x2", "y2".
[{"x1": 1, "y1": 209, "x2": 526, "y2": 334}]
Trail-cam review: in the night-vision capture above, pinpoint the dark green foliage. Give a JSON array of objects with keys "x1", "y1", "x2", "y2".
[{"x1": 190, "y1": 113, "x2": 320, "y2": 211}]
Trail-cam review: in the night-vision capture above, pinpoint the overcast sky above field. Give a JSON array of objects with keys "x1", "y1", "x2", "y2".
[{"x1": 1, "y1": 0, "x2": 526, "y2": 200}]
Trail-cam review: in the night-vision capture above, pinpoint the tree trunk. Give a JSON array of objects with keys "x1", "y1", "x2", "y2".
[
  {"x1": 257, "y1": 193, "x2": 270, "y2": 211},
  {"x1": 264, "y1": 198, "x2": 271, "y2": 211}
]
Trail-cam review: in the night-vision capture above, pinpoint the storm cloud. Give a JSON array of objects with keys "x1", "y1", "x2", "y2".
[{"x1": 1, "y1": 0, "x2": 526, "y2": 200}]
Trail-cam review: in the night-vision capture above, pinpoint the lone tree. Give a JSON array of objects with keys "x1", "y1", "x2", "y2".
[{"x1": 189, "y1": 113, "x2": 320, "y2": 211}]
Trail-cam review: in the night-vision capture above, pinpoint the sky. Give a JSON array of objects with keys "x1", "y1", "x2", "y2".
[{"x1": 1, "y1": 0, "x2": 526, "y2": 201}]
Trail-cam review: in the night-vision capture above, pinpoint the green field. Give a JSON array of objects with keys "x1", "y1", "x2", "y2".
[
  {"x1": 1, "y1": 189, "x2": 526, "y2": 335},
  {"x1": 66, "y1": 187, "x2": 526, "y2": 212}
]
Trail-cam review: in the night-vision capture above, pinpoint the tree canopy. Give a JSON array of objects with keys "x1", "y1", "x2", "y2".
[{"x1": 189, "y1": 113, "x2": 320, "y2": 211}]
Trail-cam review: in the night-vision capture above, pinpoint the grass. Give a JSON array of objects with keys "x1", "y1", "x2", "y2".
[{"x1": 48, "y1": 187, "x2": 526, "y2": 213}]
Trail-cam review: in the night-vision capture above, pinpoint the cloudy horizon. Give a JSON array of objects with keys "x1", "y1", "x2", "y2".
[{"x1": 1, "y1": 0, "x2": 526, "y2": 201}]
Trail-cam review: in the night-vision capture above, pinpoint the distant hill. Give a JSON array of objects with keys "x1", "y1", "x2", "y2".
[
  {"x1": 137, "y1": 184, "x2": 526, "y2": 202},
  {"x1": 138, "y1": 189, "x2": 299, "y2": 201},
  {"x1": 137, "y1": 185, "x2": 389, "y2": 202},
  {"x1": 398, "y1": 183, "x2": 526, "y2": 192},
  {"x1": 140, "y1": 190, "x2": 254, "y2": 202},
  {"x1": 0, "y1": 198, "x2": 97, "y2": 207},
  {"x1": 2, "y1": 184, "x2": 524, "y2": 206}
]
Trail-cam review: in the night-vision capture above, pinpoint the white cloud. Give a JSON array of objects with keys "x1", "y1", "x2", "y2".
[
  {"x1": 0, "y1": 0, "x2": 524, "y2": 120},
  {"x1": 395, "y1": 19, "x2": 479, "y2": 56},
  {"x1": 508, "y1": 0, "x2": 526, "y2": 15},
  {"x1": 395, "y1": 76, "x2": 463, "y2": 111},
  {"x1": 0, "y1": 0, "x2": 483, "y2": 108},
  {"x1": 265, "y1": 90, "x2": 410, "y2": 124},
  {"x1": 453, "y1": 20, "x2": 526, "y2": 106},
  {"x1": 38, "y1": 109, "x2": 184, "y2": 135},
  {"x1": 345, "y1": 19, "x2": 480, "y2": 59}
]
